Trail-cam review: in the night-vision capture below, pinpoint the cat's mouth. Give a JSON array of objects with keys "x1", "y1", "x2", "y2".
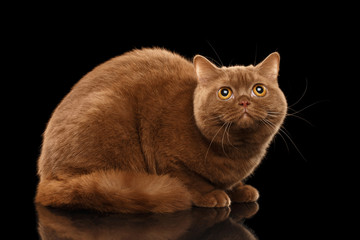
[
  {"x1": 240, "y1": 111, "x2": 250, "y2": 118},
  {"x1": 236, "y1": 113, "x2": 256, "y2": 127},
  {"x1": 239, "y1": 107, "x2": 258, "y2": 119},
  {"x1": 232, "y1": 109, "x2": 267, "y2": 129},
  {"x1": 209, "y1": 110, "x2": 266, "y2": 130}
]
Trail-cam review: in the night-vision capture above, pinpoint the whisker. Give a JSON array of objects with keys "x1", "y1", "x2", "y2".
[
  {"x1": 265, "y1": 116, "x2": 307, "y2": 161},
  {"x1": 287, "y1": 100, "x2": 326, "y2": 116},
  {"x1": 288, "y1": 78, "x2": 308, "y2": 108},
  {"x1": 278, "y1": 126, "x2": 307, "y2": 161},
  {"x1": 267, "y1": 111, "x2": 283, "y2": 115},
  {"x1": 225, "y1": 122, "x2": 242, "y2": 152},
  {"x1": 202, "y1": 114, "x2": 224, "y2": 124},
  {"x1": 261, "y1": 118, "x2": 290, "y2": 152},
  {"x1": 253, "y1": 43, "x2": 258, "y2": 65},
  {"x1": 267, "y1": 110, "x2": 314, "y2": 126},
  {"x1": 209, "y1": 114, "x2": 225, "y2": 119},
  {"x1": 221, "y1": 122, "x2": 231, "y2": 158},
  {"x1": 206, "y1": 40, "x2": 224, "y2": 66},
  {"x1": 285, "y1": 100, "x2": 328, "y2": 127},
  {"x1": 204, "y1": 122, "x2": 227, "y2": 161},
  {"x1": 203, "y1": 114, "x2": 224, "y2": 121},
  {"x1": 286, "y1": 114, "x2": 314, "y2": 126}
]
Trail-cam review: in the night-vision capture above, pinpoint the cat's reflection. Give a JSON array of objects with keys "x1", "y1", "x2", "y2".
[{"x1": 36, "y1": 202, "x2": 258, "y2": 240}]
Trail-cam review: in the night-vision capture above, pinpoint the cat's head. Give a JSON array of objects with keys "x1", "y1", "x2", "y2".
[{"x1": 193, "y1": 52, "x2": 287, "y2": 145}]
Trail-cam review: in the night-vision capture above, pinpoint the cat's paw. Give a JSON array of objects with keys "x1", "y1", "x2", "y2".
[
  {"x1": 228, "y1": 185, "x2": 259, "y2": 203},
  {"x1": 192, "y1": 190, "x2": 231, "y2": 208}
]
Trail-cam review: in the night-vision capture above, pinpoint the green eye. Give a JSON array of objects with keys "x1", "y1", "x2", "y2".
[{"x1": 218, "y1": 87, "x2": 233, "y2": 100}]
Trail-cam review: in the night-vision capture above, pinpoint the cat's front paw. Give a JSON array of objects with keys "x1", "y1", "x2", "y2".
[
  {"x1": 192, "y1": 189, "x2": 231, "y2": 208},
  {"x1": 228, "y1": 185, "x2": 259, "y2": 203}
]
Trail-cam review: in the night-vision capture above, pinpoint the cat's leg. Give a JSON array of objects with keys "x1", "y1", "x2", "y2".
[
  {"x1": 227, "y1": 182, "x2": 259, "y2": 203},
  {"x1": 169, "y1": 170, "x2": 231, "y2": 208}
]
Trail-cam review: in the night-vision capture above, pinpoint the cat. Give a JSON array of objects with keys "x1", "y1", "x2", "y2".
[{"x1": 35, "y1": 47, "x2": 287, "y2": 213}]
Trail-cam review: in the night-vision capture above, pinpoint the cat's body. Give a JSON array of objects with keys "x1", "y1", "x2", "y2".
[{"x1": 36, "y1": 48, "x2": 287, "y2": 213}]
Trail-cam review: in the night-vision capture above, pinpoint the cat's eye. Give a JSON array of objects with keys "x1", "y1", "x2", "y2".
[
  {"x1": 252, "y1": 84, "x2": 267, "y2": 97},
  {"x1": 218, "y1": 87, "x2": 233, "y2": 100}
]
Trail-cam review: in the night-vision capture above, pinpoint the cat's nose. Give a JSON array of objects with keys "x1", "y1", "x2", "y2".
[{"x1": 239, "y1": 100, "x2": 250, "y2": 108}]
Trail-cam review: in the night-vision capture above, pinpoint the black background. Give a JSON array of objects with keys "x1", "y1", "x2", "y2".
[{"x1": 6, "y1": 6, "x2": 355, "y2": 239}]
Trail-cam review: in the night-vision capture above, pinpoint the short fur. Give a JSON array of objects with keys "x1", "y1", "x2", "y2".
[{"x1": 36, "y1": 48, "x2": 287, "y2": 213}]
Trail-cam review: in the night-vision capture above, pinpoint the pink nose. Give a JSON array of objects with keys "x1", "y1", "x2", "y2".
[{"x1": 239, "y1": 100, "x2": 250, "y2": 107}]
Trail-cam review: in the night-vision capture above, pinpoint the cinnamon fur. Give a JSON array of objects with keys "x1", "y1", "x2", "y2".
[{"x1": 36, "y1": 48, "x2": 287, "y2": 213}]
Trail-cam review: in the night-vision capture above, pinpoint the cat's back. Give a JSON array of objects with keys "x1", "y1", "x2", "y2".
[
  {"x1": 52, "y1": 48, "x2": 197, "y2": 118},
  {"x1": 77, "y1": 48, "x2": 195, "y2": 91}
]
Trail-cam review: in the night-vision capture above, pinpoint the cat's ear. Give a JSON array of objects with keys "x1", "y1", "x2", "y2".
[
  {"x1": 193, "y1": 55, "x2": 220, "y2": 84},
  {"x1": 255, "y1": 52, "x2": 280, "y2": 81}
]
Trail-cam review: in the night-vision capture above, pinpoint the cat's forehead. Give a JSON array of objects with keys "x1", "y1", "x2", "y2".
[{"x1": 222, "y1": 65, "x2": 259, "y2": 88}]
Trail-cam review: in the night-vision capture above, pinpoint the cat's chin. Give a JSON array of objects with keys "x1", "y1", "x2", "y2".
[{"x1": 233, "y1": 113, "x2": 259, "y2": 130}]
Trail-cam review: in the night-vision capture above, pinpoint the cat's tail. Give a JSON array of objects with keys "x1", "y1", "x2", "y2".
[{"x1": 35, "y1": 170, "x2": 192, "y2": 213}]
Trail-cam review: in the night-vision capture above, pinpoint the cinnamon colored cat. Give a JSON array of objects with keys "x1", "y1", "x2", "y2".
[{"x1": 36, "y1": 48, "x2": 287, "y2": 213}]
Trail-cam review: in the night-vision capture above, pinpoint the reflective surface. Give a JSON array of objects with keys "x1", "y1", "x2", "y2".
[
  {"x1": 36, "y1": 203, "x2": 259, "y2": 240},
  {"x1": 20, "y1": 30, "x2": 346, "y2": 239}
]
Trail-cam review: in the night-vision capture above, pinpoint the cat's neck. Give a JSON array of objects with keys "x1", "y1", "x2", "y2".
[
  {"x1": 209, "y1": 129, "x2": 274, "y2": 161},
  {"x1": 197, "y1": 135, "x2": 271, "y2": 188}
]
